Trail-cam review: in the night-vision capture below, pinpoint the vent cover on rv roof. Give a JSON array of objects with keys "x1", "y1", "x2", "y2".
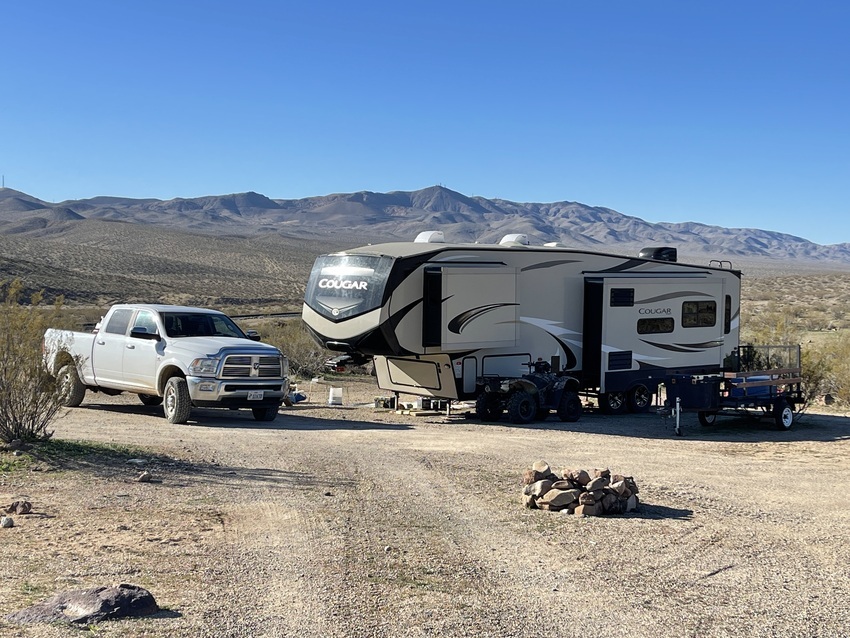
[
  {"x1": 414, "y1": 231, "x2": 445, "y2": 243},
  {"x1": 499, "y1": 233, "x2": 530, "y2": 246}
]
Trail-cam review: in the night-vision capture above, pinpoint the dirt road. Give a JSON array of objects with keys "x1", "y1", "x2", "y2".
[{"x1": 2, "y1": 378, "x2": 849, "y2": 637}]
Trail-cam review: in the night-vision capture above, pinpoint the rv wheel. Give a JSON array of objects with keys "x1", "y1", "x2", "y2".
[
  {"x1": 557, "y1": 391, "x2": 582, "y2": 422},
  {"x1": 507, "y1": 390, "x2": 536, "y2": 424},
  {"x1": 599, "y1": 392, "x2": 627, "y2": 415},
  {"x1": 627, "y1": 384, "x2": 652, "y2": 413},
  {"x1": 698, "y1": 411, "x2": 717, "y2": 426},
  {"x1": 475, "y1": 393, "x2": 503, "y2": 422}
]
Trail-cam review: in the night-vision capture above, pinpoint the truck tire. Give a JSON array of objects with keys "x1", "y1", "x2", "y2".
[
  {"x1": 627, "y1": 384, "x2": 652, "y2": 413},
  {"x1": 507, "y1": 390, "x2": 536, "y2": 424},
  {"x1": 252, "y1": 406, "x2": 279, "y2": 422},
  {"x1": 163, "y1": 377, "x2": 192, "y2": 424},
  {"x1": 139, "y1": 393, "x2": 163, "y2": 407},
  {"x1": 57, "y1": 364, "x2": 86, "y2": 407},
  {"x1": 475, "y1": 392, "x2": 503, "y2": 422},
  {"x1": 599, "y1": 392, "x2": 627, "y2": 415},
  {"x1": 774, "y1": 400, "x2": 794, "y2": 430},
  {"x1": 557, "y1": 391, "x2": 582, "y2": 422}
]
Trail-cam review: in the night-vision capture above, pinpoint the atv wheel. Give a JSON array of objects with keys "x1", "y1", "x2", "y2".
[
  {"x1": 557, "y1": 391, "x2": 582, "y2": 422},
  {"x1": 507, "y1": 390, "x2": 536, "y2": 424}
]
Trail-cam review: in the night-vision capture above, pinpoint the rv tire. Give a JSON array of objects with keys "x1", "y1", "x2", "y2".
[
  {"x1": 698, "y1": 411, "x2": 717, "y2": 426},
  {"x1": 627, "y1": 384, "x2": 652, "y2": 413},
  {"x1": 507, "y1": 390, "x2": 536, "y2": 424},
  {"x1": 599, "y1": 392, "x2": 627, "y2": 415},
  {"x1": 475, "y1": 393, "x2": 503, "y2": 422},
  {"x1": 557, "y1": 391, "x2": 582, "y2": 422}
]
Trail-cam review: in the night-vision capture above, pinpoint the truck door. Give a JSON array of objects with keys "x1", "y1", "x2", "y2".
[
  {"x1": 122, "y1": 309, "x2": 161, "y2": 392},
  {"x1": 92, "y1": 308, "x2": 134, "y2": 386}
]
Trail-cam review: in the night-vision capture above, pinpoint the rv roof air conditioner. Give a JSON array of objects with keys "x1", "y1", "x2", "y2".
[
  {"x1": 414, "y1": 230, "x2": 446, "y2": 243},
  {"x1": 638, "y1": 246, "x2": 678, "y2": 262},
  {"x1": 499, "y1": 233, "x2": 530, "y2": 246}
]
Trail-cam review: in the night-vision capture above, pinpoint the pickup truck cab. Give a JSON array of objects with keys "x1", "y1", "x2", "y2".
[{"x1": 44, "y1": 304, "x2": 289, "y2": 424}]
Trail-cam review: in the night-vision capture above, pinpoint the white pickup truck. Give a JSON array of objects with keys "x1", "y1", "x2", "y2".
[{"x1": 44, "y1": 304, "x2": 290, "y2": 424}]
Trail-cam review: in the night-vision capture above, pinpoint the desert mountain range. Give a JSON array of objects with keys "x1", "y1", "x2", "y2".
[{"x1": 1, "y1": 185, "x2": 848, "y2": 307}]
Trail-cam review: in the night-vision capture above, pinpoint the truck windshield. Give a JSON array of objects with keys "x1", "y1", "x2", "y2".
[
  {"x1": 304, "y1": 254, "x2": 394, "y2": 321},
  {"x1": 160, "y1": 312, "x2": 246, "y2": 338}
]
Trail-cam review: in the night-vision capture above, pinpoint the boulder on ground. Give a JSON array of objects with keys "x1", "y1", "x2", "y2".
[{"x1": 5, "y1": 584, "x2": 159, "y2": 625}]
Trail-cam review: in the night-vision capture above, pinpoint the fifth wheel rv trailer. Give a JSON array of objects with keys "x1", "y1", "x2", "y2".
[{"x1": 302, "y1": 232, "x2": 741, "y2": 419}]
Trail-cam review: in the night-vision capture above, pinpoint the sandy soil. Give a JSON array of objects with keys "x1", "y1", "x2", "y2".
[{"x1": 1, "y1": 376, "x2": 849, "y2": 637}]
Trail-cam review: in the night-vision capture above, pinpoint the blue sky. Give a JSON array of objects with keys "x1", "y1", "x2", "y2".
[{"x1": 2, "y1": 1, "x2": 848, "y2": 245}]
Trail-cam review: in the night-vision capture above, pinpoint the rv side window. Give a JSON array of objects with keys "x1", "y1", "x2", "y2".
[
  {"x1": 682, "y1": 300, "x2": 716, "y2": 328},
  {"x1": 724, "y1": 295, "x2": 732, "y2": 334},
  {"x1": 610, "y1": 288, "x2": 634, "y2": 307},
  {"x1": 637, "y1": 317, "x2": 674, "y2": 334}
]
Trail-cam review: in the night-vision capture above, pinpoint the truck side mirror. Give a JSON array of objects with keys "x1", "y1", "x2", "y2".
[
  {"x1": 130, "y1": 326, "x2": 161, "y2": 341},
  {"x1": 245, "y1": 329, "x2": 261, "y2": 342}
]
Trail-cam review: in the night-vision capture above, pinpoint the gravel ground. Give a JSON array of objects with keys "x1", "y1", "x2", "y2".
[{"x1": 1, "y1": 376, "x2": 849, "y2": 637}]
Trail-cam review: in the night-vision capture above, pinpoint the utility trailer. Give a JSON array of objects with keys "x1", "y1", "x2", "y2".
[
  {"x1": 302, "y1": 231, "x2": 742, "y2": 423},
  {"x1": 663, "y1": 344, "x2": 805, "y2": 435}
]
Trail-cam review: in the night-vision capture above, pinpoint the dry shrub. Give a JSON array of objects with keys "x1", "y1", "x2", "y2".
[
  {"x1": 0, "y1": 280, "x2": 66, "y2": 442},
  {"x1": 254, "y1": 318, "x2": 331, "y2": 378}
]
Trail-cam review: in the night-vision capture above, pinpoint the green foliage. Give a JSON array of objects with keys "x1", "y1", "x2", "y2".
[
  {"x1": 253, "y1": 318, "x2": 332, "y2": 378},
  {"x1": 0, "y1": 279, "x2": 65, "y2": 443}
]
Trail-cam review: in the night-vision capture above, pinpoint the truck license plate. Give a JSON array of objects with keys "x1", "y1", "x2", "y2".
[{"x1": 247, "y1": 391, "x2": 264, "y2": 401}]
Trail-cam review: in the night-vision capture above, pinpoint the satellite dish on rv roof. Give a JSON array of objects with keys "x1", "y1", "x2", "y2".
[
  {"x1": 499, "y1": 233, "x2": 529, "y2": 246},
  {"x1": 414, "y1": 230, "x2": 445, "y2": 243}
]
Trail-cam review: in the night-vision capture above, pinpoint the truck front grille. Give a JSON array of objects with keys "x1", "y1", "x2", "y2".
[{"x1": 221, "y1": 355, "x2": 283, "y2": 379}]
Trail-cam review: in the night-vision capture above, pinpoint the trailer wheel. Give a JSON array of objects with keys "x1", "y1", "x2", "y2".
[
  {"x1": 698, "y1": 411, "x2": 717, "y2": 426},
  {"x1": 475, "y1": 393, "x2": 503, "y2": 421},
  {"x1": 163, "y1": 377, "x2": 192, "y2": 424},
  {"x1": 627, "y1": 384, "x2": 652, "y2": 413},
  {"x1": 57, "y1": 364, "x2": 86, "y2": 407},
  {"x1": 557, "y1": 391, "x2": 582, "y2": 422},
  {"x1": 599, "y1": 392, "x2": 627, "y2": 415},
  {"x1": 507, "y1": 390, "x2": 536, "y2": 424},
  {"x1": 139, "y1": 393, "x2": 163, "y2": 406},
  {"x1": 774, "y1": 400, "x2": 794, "y2": 430}
]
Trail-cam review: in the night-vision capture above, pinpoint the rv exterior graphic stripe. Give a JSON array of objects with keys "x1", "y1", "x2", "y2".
[
  {"x1": 596, "y1": 259, "x2": 647, "y2": 273},
  {"x1": 636, "y1": 291, "x2": 714, "y2": 304},
  {"x1": 520, "y1": 260, "x2": 581, "y2": 272},
  {"x1": 639, "y1": 340, "x2": 705, "y2": 353},
  {"x1": 448, "y1": 304, "x2": 519, "y2": 335}
]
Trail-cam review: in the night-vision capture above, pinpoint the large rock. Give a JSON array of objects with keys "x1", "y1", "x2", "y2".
[{"x1": 6, "y1": 584, "x2": 159, "y2": 625}]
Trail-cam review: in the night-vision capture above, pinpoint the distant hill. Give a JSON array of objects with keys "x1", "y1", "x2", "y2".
[
  {"x1": 1, "y1": 185, "x2": 849, "y2": 306},
  {"x1": 3, "y1": 185, "x2": 849, "y2": 263}
]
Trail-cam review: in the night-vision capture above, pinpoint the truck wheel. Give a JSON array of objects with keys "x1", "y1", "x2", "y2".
[
  {"x1": 599, "y1": 392, "x2": 627, "y2": 415},
  {"x1": 507, "y1": 390, "x2": 536, "y2": 424},
  {"x1": 627, "y1": 384, "x2": 652, "y2": 413},
  {"x1": 163, "y1": 377, "x2": 192, "y2": 424},
  {"x1": 698, "y1": 411, "x2": 717, "y2": 426},
  {"x1": 774, "y1": 400, "x2": 794, "y2": 430},
  {"x1": 139, "y1": 393, "x2": 163, "y2": 407},
  {"x1": 57, "y1": 364, "x2": 86, "y2": 407},
  {"x1": 475, "y1": 393, "x2": 503, "y2": 421},
  {"x1": 252, "y1": 406, "x2": 279, "y2": 422},
  {"x1": 557, "y1": 391, "x2": 582, "y2": 422}
]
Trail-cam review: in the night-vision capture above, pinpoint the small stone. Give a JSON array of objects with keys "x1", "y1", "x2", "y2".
[
  {"x1": 135, "y1": 471, "x2": 152, "y2": 483},
  {"x1": 1, "y1": 516, "x2": 13, "y2": 528},
  {"x1": 531, "y1": 460, "x2": 551, "y2": 476}
]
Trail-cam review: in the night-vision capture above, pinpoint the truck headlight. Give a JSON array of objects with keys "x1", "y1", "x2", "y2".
[{"x1": 189, "y1": 358, "x2": 219, "y2": 376}]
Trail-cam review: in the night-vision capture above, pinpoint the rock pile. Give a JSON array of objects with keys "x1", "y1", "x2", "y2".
[{"x1": 521, "y1": 460, "x2": 640, "y2": 516}]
